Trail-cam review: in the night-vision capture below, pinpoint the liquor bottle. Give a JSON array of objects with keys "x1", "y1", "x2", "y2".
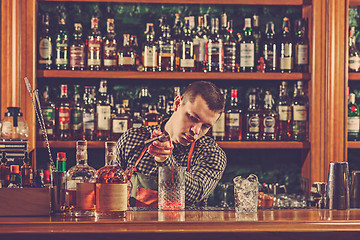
[
  {"x1": 244, "y1": 88, "x2": 261, "y2": 141},
  {"x1": 82, "y1": 86, "x2": 96, "y2": 141},
  {"x1": 172, "y1": 13, "x2": 183, "y2": 72},
  {"x1": 294, "y1": 19, "x2": 309, "y2": 72},
  {"x1": 291, "y1": 81, "x2": 308, "y2": 141},
  {"x1": 212, "y1": 89, "x2": 226, "y2": 141},
  {"x1": 349, "y1": 26, "x2": 360, "y2": 72},
  {"x1": 43, "y1": 168, "x2": 51, "y2": 187},
  {"x1": 103, "y1": 18, "x2": 118, "y2": 71},
  {"x1": 69, "y1": 23, "x2": 85, "y2": 70},
  {"x1": 70, "y1": 85, "x2": 83, "y2": 140},
  {"x1": 87, "y1": 16, "x2": 102, "y2": 71},
  {"x1": 130, "y1": 35, "x2": 140, "y2": 67},
  {"x1": 95, "y1": 141, "x2": 128, "y2": 218},
  {"x1": 143, "y1": 105, "x2": 162, "y2": 126},
  {"x1": 263, "y1": 21, "x2": 278, "y2": 72},
  {"x1": 279, "y1": 17, "x2": 294, "y2": 73},
  {"x1": 56, "y1": 152, "x2": 67, "y2": 172},
  {"x1": 138, "y1": 87, "x2": 151, "y2": 117},
  {"x1": 0, "y1": 152, "x2": 10, "y2": 188},
  {"x1": 225, "y1": 89, "x2": 242, "y2": 141},
  {"x1": 55, "y1": 12, "x2": 69, "y2": 70},
  {"x1": 239, "y1": 18, "x2": 256, "y2": 72},
  {"x1": 111, "y1": 104, "x2": 132, "y2": 141},
  {"x1": 206, "y1": 17, "x2": 224, "y2": 72},
  {"x1": 57, "y1": 84, "x2": 71, "y2": 140},
  {"x1": 158, "y1": 22, "x2": 175, "y2": 72},
  {"x1": 132, "y1": 112, "x2": 143, "y2": 128},
  {"x1": 7, "y1": 165, "x2": 22, "y2": 188},
  {"x1": 38, "y1": 12, "x2": 52, "y2": 70},
  {"x1": 33, "y1": 169, "x2": 45, "y2": 188},
  {"x1": 37, "y1": 85, "x2": 56, "y2": 140},
  {"x1": 193, "y1": 15, "x2": 208, "y2": 72},
  {"x1": 118, "y1": 34, "x2": 136, "y2": 71},
  {"x1": 277, "y1": 81, "x2": 292, "y2": 141},
  {"x1": 65, "y1": 140, "x2": 96, "y2": 217},
  {"x1": 260, "y1": 91, "x2": 278, "y2": 141},
  {"x1": 96, "y1": 80, "x2": 111, "y2": 141},
  {"x1": 252, "y1": 14, "x2": 261, "y2": 63},
  {"x1": 223, "y1": 18, "x2": 237, "y2": 72},
  {"x1": 157, "y1": 95, "x2": 167, "y2": 117},
  {"x1": 142, "y1": 23, "x2": 157, "y2": 72},
  {"x1": 180, "y1": 17, "x2": 195, "y2": 72},
  {"x1": 348, "y1": 93, "x2": 360, "y2": 141},
  {"x1": 21, "y1": 152, "x2": 33, "y2": 187}
]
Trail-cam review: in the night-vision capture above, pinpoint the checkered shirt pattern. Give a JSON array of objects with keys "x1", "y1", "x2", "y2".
[{"x1": 115, "y1": 124, "x2": 227, "y2": 205}]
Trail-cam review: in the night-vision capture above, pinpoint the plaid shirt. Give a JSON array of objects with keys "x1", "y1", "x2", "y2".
[{"x1": 115, "y1": 124, "x2": 227, "y2": 205}]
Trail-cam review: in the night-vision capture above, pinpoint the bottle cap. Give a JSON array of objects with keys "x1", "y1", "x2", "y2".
[
  {"x1": 10, "y1": 165, "x2": 19, "y2": 174},
  {"x1": 57, "y1": 152, "x2": 66, "y2": 160}
]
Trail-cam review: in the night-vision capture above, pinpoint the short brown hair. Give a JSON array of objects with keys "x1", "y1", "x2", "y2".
[{"x1": 182, "y1": 81, "x2": 225, "y2": 112}]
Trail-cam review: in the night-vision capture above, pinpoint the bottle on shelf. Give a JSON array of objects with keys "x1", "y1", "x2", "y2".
[
  {"x1": 193, "y1": 15, "x2": 209, "y2": 72},
  {"x1": 33, "y1": 169, "x2": 45, "y2": 188},
  {"x1": 349, "y1": 26, "x2": 360, "y2": 72},
  {"x1": 180, "y1": 17, "x2": 195, "y2": 72},
  {"x1": 291, "y1": 81, "x2": 308, "y2": 141},
  {"x1": 252, "y1": 14, "x2": 261, "y2": 63},
  {"x1": 57, "y1": 84, "x2": 71, "y2": 140},
  {"x1": 55, "y1": 11, "x2": 69, "y2": 70},
  {"x1": 82, "y1": 86, "x2": 96, "y2": 141},
  {"x1": 70, "y1": 85, "x2": 83, "y2": 140},
  {"x1": 223, "y1": 18, "x2": 237, "y2": 73},
  {"x1": 158, "y1": 17, "x2": 175, "y2": 72},
  {"x1": 118, "y1": 34, "x2": 136, "y2": 71},
  {"x1": 95, "y1": 141, "x2": 128, "y2": 218},
  {"x1": 69, "y1": 23, "x2": 85, "y2": 70},
  {"x1": 87, "y1": 16, "x2": 102, "y2": 71},
  {"x1": 262, "y1": 21, "x2": 278, "y2": 72},
  {"x1": 172, "y1": 13, "x2": 183, "y2": 72},
  {"x1": 132, "y1": 112, "x2": 143, "y2": 128},
  {"x1": 294, "y1": 18, "x2": 309, "y2": 72},
  {"x1": 260, "y1": 91, "x2": 278, "y2": 141},
  {"x1": 244, "y1": 88, "x2": 261, "y2": 141},
  {"x1": 56, "y1": 152, "x2": 67, "y2": 172},
  {"x1": 96, "y1": 80, "x2": 111, "y2": 141},
  {"x1": 8, "y1": 165, "x2": 22, "y2": 188},
  {"x1": 103, "y1": 18, "x2": 118, "y2": 71},
  {"x1": 225, "y1": 88, "x2": 242, "y2": 141},
  {"x1": 348, "y1": 93, "x2": 360, "y2": 141},
  {"x1": 111, "y1": 104, "x2": 132, "y2": 141},
  {"x1": 130, "y1": 35, "x2": 140, "y2": 68},
  {"x1": 277, "y1": 81, "x2": 292, "y2": 141},
  {"x1": 37, "y1": 85, "x2": 56, "y2": 140},
  {"x1": 157, "y1": 95, "x2": 167, "y2": 117},
  {"x1": 38, "y1": 12, "x2": 52, "y2": 70},
  {"x1": 239, "y1": 18, "x2": 256, "y2": 72},
  {"x1": 279, "y1": 17, "x2": 294, "y2": 73},
  {"x1": 142, "y1": 23, "x2": 157, "y2": 72},
  {"x1": 206, "y1": 17, "x2": 224, "y2": 72},
  {"x1": 212, "y1": 89, "x2": 226, "y2": 141},
  {"x1": 143, "y1": 105, "x2": 162, "y2": 126},
  {"x1": 138, "y1": 87, "x2": 151, "y2": 117},
  {"x1": 65, "y1": 140, "x2": 96, "y2": 217},
  {"x1": 21, "y1": 152, "x2": 33, "y2": 188},
  {"x1": 0, "y1": 152, "x2": 10, "y2": 188}
]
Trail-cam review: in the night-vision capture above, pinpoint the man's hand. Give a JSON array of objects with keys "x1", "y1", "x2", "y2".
[{"x1": 147, "y1": 130, "x2": 173, "y2": 162}]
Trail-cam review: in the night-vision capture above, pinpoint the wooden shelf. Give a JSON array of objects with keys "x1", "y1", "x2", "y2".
[
  {"x1": 37, "y1": 70, "x2": 311, "y2": 81},
  {"x1": 348, "y1": 141, "x2": 360, "y2": 149},
  {"x1": 348, "y1": 72, "x2": 360, "y2": 80},
  {"x1": 36, "y1": 141, "x2": 310, "y2": 149},
  {"x1": 350, "y1": 0, "x2": 360, "y2": 6},
  {"x1": 39, "y1": 0, "x2": 304, "y2": 6}
]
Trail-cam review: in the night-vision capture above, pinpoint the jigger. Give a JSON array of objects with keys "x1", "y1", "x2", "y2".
[{"x1": 326, "y1": 162, "x2": 350, "y2": 210}]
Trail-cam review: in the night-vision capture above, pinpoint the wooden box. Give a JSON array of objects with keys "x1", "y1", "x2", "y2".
[{"x1": 0, "y1": 188, "x2": 50, "y2": 216}]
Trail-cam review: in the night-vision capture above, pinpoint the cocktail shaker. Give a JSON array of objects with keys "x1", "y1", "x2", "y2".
[
  {"x1": 350, "y1": 170, "x2": 360, "y2": 208},
  {"x1": 326, "y1": 162, "x2": 350, "y2": 210}
]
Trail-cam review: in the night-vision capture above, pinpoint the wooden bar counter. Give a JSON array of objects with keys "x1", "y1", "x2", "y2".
[{"x1": 1, "y1": 209, "x2": 360, "y2": 240}]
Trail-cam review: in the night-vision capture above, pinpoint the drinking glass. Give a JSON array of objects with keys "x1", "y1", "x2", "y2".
[
  {"x1": 233, "y1": 174, "x2": 259, "y2": 213},
  {"x1": 158, "y1": 166, "x2": 185, "y2": 210}
]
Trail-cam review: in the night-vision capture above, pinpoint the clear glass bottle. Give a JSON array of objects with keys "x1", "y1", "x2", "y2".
[
  {"x1": 260, "y1": 91, "x2": 279, "y2": 141},
  {"x1": 279, "y1": 17, "x2": 294, "y2": 73},
  {"x1": 194, "y1": 15, "x2": 209, "y2": 72},
  {"x1": 69, "y1": 23, "x2": 85, "y2": 70},
  {"x1": 244, "y1": 88, "x2": 261, "y2": 141},
  {"x1": 118, "y1": 34, "x2": 136, "y2": 71},
  {"x1": 180, "y1": 17, "x2": 195, "y2": 72},
  {"x1": 55, "y1": 11, "x2": 69, "y2": 70},
  {"x1": 239, "y1": 18, "x2": 255, "y2": 72},
  {"x1": 70, "y1": 85, "x2": 83, "y2": 140},
  {"x1": 96, "y1": 80, "x2": 111, "y2": 141},
  {"x1": 103, "y1": 18, "x2": 118, "y2": 71},
  {"x1": 142, "y1": 23, "x2": 157, "y2": 72},
  {"x1": 0, "y1": 107, "x2": 29, "y2": 140},
  {"x1": 294, "y1": 18, "x2": 309, "y2": 73},
  {"x1": 252, "y1": 14, "x2": 261, "y2": 63},
  {"x1": 225, "y1": 89, "x2": 242, "y2": 141},
  {"x1": 348, "y1": 93, "x2": 360, "y2": 141},
  {"x1": 111, "y1": 104, "x2": 132, "y2": 141},
  {"x1": 291, "y1": 81, "x2": 308, "y2": 141},
  {"x1": 349, "y1": 26, "x2": 360, "y2": 72},
  {"x1": 87, "y1": 16, "x2": 102, "y2": 71},
  {"x1": 82, "y1": 86, "x2": 96, "y2": 141},
  {"x1": 277, "y1": 81, "x2": 292, "y2": 141},
  {"x1": 38, "y1": 12, "x2": 52, "y2": 70},
  {"x1": 206, "y1": 17, "x2": 224, "y2": 72},
  {"x1": 65, "y1": 140, "x2": 96, "y2": 217},
  {"x1": 57, "y1": 84, "x2": 71, "y2": 140},
  {"x1": 95, "y1": 142, "x2": 128, "y2": 219},
  {"x1": 158, "y1": 22, "x2": 175, "y2": 72},
  {"x1": 263, "y1": 21, "x2": 278, "y2": 72}
]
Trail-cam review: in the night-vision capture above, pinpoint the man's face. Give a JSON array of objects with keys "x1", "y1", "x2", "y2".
[{"x1": 166, "y1": 95, "x2": 221, "y2": 146}]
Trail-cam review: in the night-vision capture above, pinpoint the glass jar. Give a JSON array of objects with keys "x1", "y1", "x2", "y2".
[{"x1": 0, "y1": 107, "x2": 29, "y2": 140}]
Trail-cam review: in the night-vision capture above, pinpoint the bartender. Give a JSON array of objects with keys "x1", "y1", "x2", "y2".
[{"x1": 116, "y1": 81, "x2": 227, "y2": 207}]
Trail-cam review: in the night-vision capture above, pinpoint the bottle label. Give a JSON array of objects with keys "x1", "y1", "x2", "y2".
[
  {"x1": 55, "y1": 37, "x2": 68, "y2": 65},
  {"x1": 118, "y1": 56, "x2": 135, "y2": 66},
  {"x1": 97, "y1": 106, "x2": 111, "y2": 130},
  {"x1": 87, "y1": 39, "x2": 101, "y2": 66},
  {"x1": 71, "y1": 109, "x2": 83, "y2": 130},
  {"x1": 198, "y1": 38, "x2": 207, "y2": 62},
  {"x1": 39, "y1": 38, "x2": 52, "y2": 59},
  {"x1": 159, "y1": 44, "x2": 175, "y2": 57},
  {"x1": 103, "y1": 44, "x2": 117, "y2": 59},
  {"x1": 349, "y1": 56, "x2": 360, "y2": 71},
  {"x1": 293, "y1": 105, "x2": 307, "y2": 121},
  {"x1": 212, "y1": 112, "x2": 225, "y2": 137},
  {"x1": 112, "y1": 119, "x2": 128, "y2": 133},
  {"x1": 295, "y1": 44, "x2": 308, "y2": 65},
  {"x1": 83, "y1": 112, "x2": 95, "y2": 131},
  {"x1": 76, "y1": 182, "x2": 95, "y2": 210},
  {"x1": 280, "y1": 43, "x2": 293, "y2": 70},
  {"x1": 70, "y1": 46, "x2": 85, "y2": 67},
  {"x1": 224, "y1": 43, "x2": 236, "y2": 67},
  {"x1": 264, "y1": 116, "x2": 275, "y2": 133},
  {"x1": 348, "y1": 116, "x2": 360, "y2": 132},
  {"x1": 104, "y1": 59, "x2": 117, "y2": 67},
  {"x1": 132, "y1": 122, "x2": 142, "y2": 128},
  {"x1": 96, "y1": 183, "x2": 128, "y2": 212},
  {"x1": 226, "y1": 113, "x2": 240, "y2": 127},
  {"x1": 180, "y1": 59, "x2": 195, "y2": 68},
  {"x1": 59, "y1": 107, "x2": 70, "y2": 130},
  {"x1": 278, "y1": 106, "x2": 291, "y2": 121},
  {"x1": 240, "y1": 43, "x2": 255, "y2": 67},
  {"x1": 43, "y1": 107, "x2": 55, "y2": 122},
  {"x1": 263, "y1": 44, "x2": 277, "y2": 68},
  {"x1": 248, "y1": 115, "x2": 260, "y2": 132},
  {"x1": 143, "y1": 46, "x2": 157, "y2": 67},
  {"x1": 208, "y1": 42, "x2": 221, "y2": 55}
]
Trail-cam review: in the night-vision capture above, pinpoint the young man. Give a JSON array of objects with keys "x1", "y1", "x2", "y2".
[{"x1": 116, "y1": 81, "x2": 226, "y2": 207}]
